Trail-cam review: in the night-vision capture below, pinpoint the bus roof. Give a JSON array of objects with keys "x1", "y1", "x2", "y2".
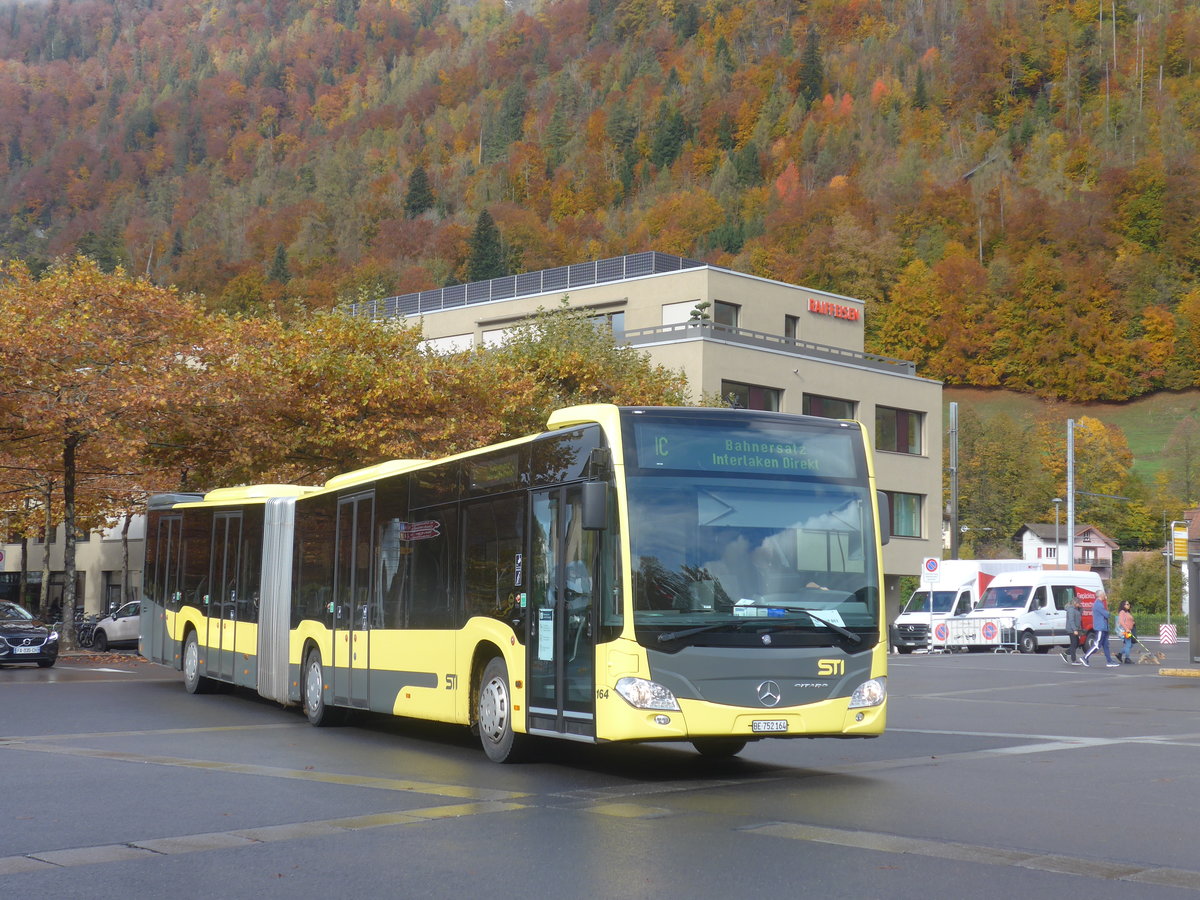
[{"x1": 174, "y1": 484, "x2": 316, "y2": 507}]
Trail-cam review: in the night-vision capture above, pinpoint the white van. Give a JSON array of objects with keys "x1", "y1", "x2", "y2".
[
  {"x1": 890, "y1": 559, "x2": 1041, "y2": 653},
  {"x1": 962, "y1": 570, "x2": 1106, "y2": 654}
]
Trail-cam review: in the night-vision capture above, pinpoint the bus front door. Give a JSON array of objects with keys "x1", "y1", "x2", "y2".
[
  {"x1": 332, "y1": 492, "x2": 374, "y2": 709},
  {"x1": 210, "y1": 512, "x2": 242, "y2": 683},
  {"x1": 527, "y1": 485, "x2": 596, "y2": 740}
]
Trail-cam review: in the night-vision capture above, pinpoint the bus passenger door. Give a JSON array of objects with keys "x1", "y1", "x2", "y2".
[
  {"x1": 527, "y1": 485, "x2": 597, "y2": 739},
  {"x1": 146, "y1": 514, "x2": 182, "y2": 665},
  {"x1": 210, "y1": 512, "x2": 242, "y2": 682},
  {"x1": 333, "y1": 492, "x2": 374, "y2": 709}
]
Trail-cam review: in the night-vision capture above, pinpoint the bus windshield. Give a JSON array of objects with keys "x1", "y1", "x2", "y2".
[
  {"x1": 626, "y1": 472, "x2": 879, "y2": 649},
  {"x1": 902, "y1": 590, "x2": 959, "y2": 615}
]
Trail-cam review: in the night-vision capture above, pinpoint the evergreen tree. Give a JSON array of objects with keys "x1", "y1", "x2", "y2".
[
  {"x1": 797, "y1": 26, "x2": 823, "y2": 105},
  {"x1": 483, "y1": 83, "x2": 526, "y2": 163},
  {"x1": 913, "y1": 65, "x2": 929, "y2": 110},
  {"x1": 732, "y1": 141, "x2": 761, "y2": 186},
  {"x1": 715, "y1": 113, "x2": 736, "y2": 151},
  {"x1": 268, "y1": 244, "x2": 290, "y2": 283},
  {"x1": 673, "y1": 3, "x2": 699, "y2": 40},
  {"x1": 466, "y1": 210, "x2": 507, "y2": 282},
  {"x1": 545, "y1": 104, "x2": 571, "y2": 171},
  {"x1": 649, "y1": 101, "x2": 688, "y2": 169},
  {"x1": 606, "y1": 98, "x2": 638, "y2": 151},
  {"x1": 714, "y1": 36, "x2": 735, "y2": 74},
  {"x1": 404, "y1": 165, "x2": 435, "y2": 217}
]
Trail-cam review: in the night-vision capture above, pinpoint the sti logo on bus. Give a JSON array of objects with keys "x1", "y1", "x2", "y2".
[{"x1": 818, "y1": 659, "x2": 844, "y2": 676}]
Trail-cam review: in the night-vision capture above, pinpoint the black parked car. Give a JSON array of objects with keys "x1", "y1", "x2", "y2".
[{"x1": 0, "y1": 601, "x2": 59, "y2": 668}]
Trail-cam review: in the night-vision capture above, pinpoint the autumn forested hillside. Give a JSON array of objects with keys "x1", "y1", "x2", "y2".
[{"x1": 2, "y1": 0, "x2": 1199, "y2": 402}]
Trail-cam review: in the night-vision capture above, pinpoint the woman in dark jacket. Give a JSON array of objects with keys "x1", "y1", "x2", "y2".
[{"x1": 1060, "y1": 596, "x2": 1084, "y2": 665}]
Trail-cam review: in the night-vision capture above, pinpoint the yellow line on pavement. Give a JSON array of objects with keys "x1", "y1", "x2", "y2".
[{"x1": 0, "y1": 740, "x2": 528, "y2": 801}]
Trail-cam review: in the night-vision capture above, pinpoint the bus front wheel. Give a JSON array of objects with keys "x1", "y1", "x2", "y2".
[
  {"x1": 1018, "y1": 630, "x2": 1038, "y2": 654},
  {"x1": 182, "y1": 632, "x2": 210, "y2": 694},
  {"x1": 692, "y1": 738, "x2": 747, "y2": 758},
  {"x1": 477, "y1": 656, "x2": 527, "y2": 763}
]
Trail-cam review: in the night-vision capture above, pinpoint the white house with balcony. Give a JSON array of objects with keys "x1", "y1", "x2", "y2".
[{"x1": 1015, "y1": 522, "x2": 1117, "y2": 580}]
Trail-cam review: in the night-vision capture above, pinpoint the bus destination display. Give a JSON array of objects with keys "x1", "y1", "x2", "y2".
[{"x1": 632, "y1": 420, "x2": 857, "y2": 478}]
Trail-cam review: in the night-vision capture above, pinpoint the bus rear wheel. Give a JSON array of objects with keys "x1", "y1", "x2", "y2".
[
  {"x1": 692, "y1": 738, "x2": 747, "y2": 758},
  {"x1": 182, "y1": 631, "x2": 211, "y2": 694},
  {"x1": 302, "y1": 649, "x2": 342, "y2": 726},
  {"x1": 477, "y1": 656, "x2": 526, "y2": 763}
]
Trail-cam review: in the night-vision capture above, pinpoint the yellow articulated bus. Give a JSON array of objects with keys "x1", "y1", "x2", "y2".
[{"x1": 141, "y1": 405, "x2": 889, "y2": 762}]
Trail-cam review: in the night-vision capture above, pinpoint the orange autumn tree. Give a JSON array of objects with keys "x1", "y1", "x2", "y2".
[
  {"x1": 160, "y1": 310, "x2": 543, "y2": 489},
  {"x1": 0, "y1": 256, "x2": 211, "y2": 645},
  {"x1": 164, "y1": 303, "x2": 695, "y2": 492}
]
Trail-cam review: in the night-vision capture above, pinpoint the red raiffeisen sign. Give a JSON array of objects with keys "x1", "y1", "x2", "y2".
[{"x1": 808, "y1": 298, "x2": 860, "y2": 321}]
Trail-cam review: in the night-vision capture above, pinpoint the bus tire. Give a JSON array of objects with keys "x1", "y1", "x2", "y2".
[
  {"x1": 896, "y1": 646, "x2": 914, "y2": 655},
  {"x1": 477, "y1": 656, "x2": 526, "y2": 763},
  {"x1": 692, "y1": 738, "x2": 747, "y2": 758},
  {"x1": 302, "y1": 649, "x2": 341, "y2": 726},
  {"x1": 182, "y1": 631, "x2": 211, "y2": 694},
  {"x1": 1018, "y1": 630, "x2": 1037, "y2": 654}
]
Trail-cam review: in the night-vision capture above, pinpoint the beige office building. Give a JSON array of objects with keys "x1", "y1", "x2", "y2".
[{"x1": 351, "y1": 251, "x2": 943, "y2": 616}]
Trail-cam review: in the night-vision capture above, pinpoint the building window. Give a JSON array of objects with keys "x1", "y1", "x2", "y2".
[
  {"x1": 876, "y1": 406, "x2": 922, "y2": 455},
  {"x1": 721, "y1": 380, "x2": 780, "y2": 411},
  {"x1": 1045, "y1": 546, "x2": 1057, "y2": 560},
  {"x1": 590, "y1": 311, "x2": 625, "y2": 341},
  {"x1": 803, "y1": 394, "x2": 856, "y2": 419},
  {"x1": 784, "y1": 314, "x2": 799, "y2": 340},
  {"x1": 422, "y1": 333, "x2": 475, "y2": 353},
  {"x1": 884, "y1": 491, "x2": 922, "y2": 538},
  {"x1": 713, "y1": 301, "x2": 739, "y2": 327}
]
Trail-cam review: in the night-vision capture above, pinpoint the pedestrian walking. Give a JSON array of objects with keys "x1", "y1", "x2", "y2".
[
  {"x1": 1116, "y1": 599, "x2": 1135, "y2": 664},
  {"x1": 1059, "y1": 596, "x2": 1085, "y2": 665},
  {"x1": 1082, "y1": 593, "x2": 1119, "y2": 668}
]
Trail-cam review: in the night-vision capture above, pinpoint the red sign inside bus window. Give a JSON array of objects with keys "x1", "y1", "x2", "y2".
[{"x1": 398, "y1": 520, "x2": 441, "y2": 541}]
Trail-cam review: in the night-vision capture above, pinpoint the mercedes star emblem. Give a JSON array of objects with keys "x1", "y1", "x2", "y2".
[{"x1": 757, "y1": 680, "x2": 782, "y2": 707}]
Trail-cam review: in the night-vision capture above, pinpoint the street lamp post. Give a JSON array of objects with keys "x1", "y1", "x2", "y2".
[{"x1": 1052, "y1": 498, "x2": 1062, "y2": 570}]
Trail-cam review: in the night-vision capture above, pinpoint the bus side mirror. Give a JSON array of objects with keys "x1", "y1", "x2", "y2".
[
  {"x1": 876, "y1": 491, "x2": 891, "y2": 546},
  {"x1": 582, "y1": 481, "x2": 608, "y2": 531}
]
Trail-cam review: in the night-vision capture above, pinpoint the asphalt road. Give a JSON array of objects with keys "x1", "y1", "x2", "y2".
[{"x1": 2, "y1": 644, "x2": 1199, "y2": 900}]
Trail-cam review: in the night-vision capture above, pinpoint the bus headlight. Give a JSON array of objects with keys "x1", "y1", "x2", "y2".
[
  {"x1": 615, "y1": 677, "x2": 680, "y2": 711},
  {"x1": 848, "y1": 676, "x2": 886, "y2": 709}
]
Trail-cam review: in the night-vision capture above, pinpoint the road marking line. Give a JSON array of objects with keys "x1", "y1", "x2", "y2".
[
  {"x1": 742, "y1": 821, "x2": 1200, "y2": 891},
  {"x1": 2, "y1": 723, "x2": 301, "y2": 742},
  {"x1": 0, "y1": 740, "x2": 527, "y2": 801},
  {"x1": 0, "y1": 802, "x2": 526, "y2": 874}
]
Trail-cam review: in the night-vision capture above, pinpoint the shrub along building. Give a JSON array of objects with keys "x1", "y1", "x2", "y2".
[{"x1": 348, "y1": 251, "x2": 943, "y2": 615}]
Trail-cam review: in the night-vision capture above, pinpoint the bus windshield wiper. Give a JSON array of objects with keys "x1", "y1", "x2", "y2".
[
  {"x1": 657, "y1": 621, "x2": 755, "y2": 643},
  {"x1": 799, "y1": 610, "x2": 862, "y2": 644},
  {"x1": 657, "y1": 612, "x2": 861, "y2": 645}
]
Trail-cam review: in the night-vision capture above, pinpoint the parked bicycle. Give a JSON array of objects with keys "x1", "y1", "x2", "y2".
[{"x1": 75, "y1": 614, "x2": 98, "y2": 648}]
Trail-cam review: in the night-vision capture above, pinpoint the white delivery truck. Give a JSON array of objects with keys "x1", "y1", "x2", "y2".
[
  {"x1": 890, "y1": 559, "x2": 1042, "y2": 653},
  {"x1": 958, "y1": 569, "x2": 1106, "y2": 654}
]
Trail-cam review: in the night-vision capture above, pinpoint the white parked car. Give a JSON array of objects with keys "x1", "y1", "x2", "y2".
[{"x1": 92, "y1": 601, "x2": 140, "y2": 652}]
